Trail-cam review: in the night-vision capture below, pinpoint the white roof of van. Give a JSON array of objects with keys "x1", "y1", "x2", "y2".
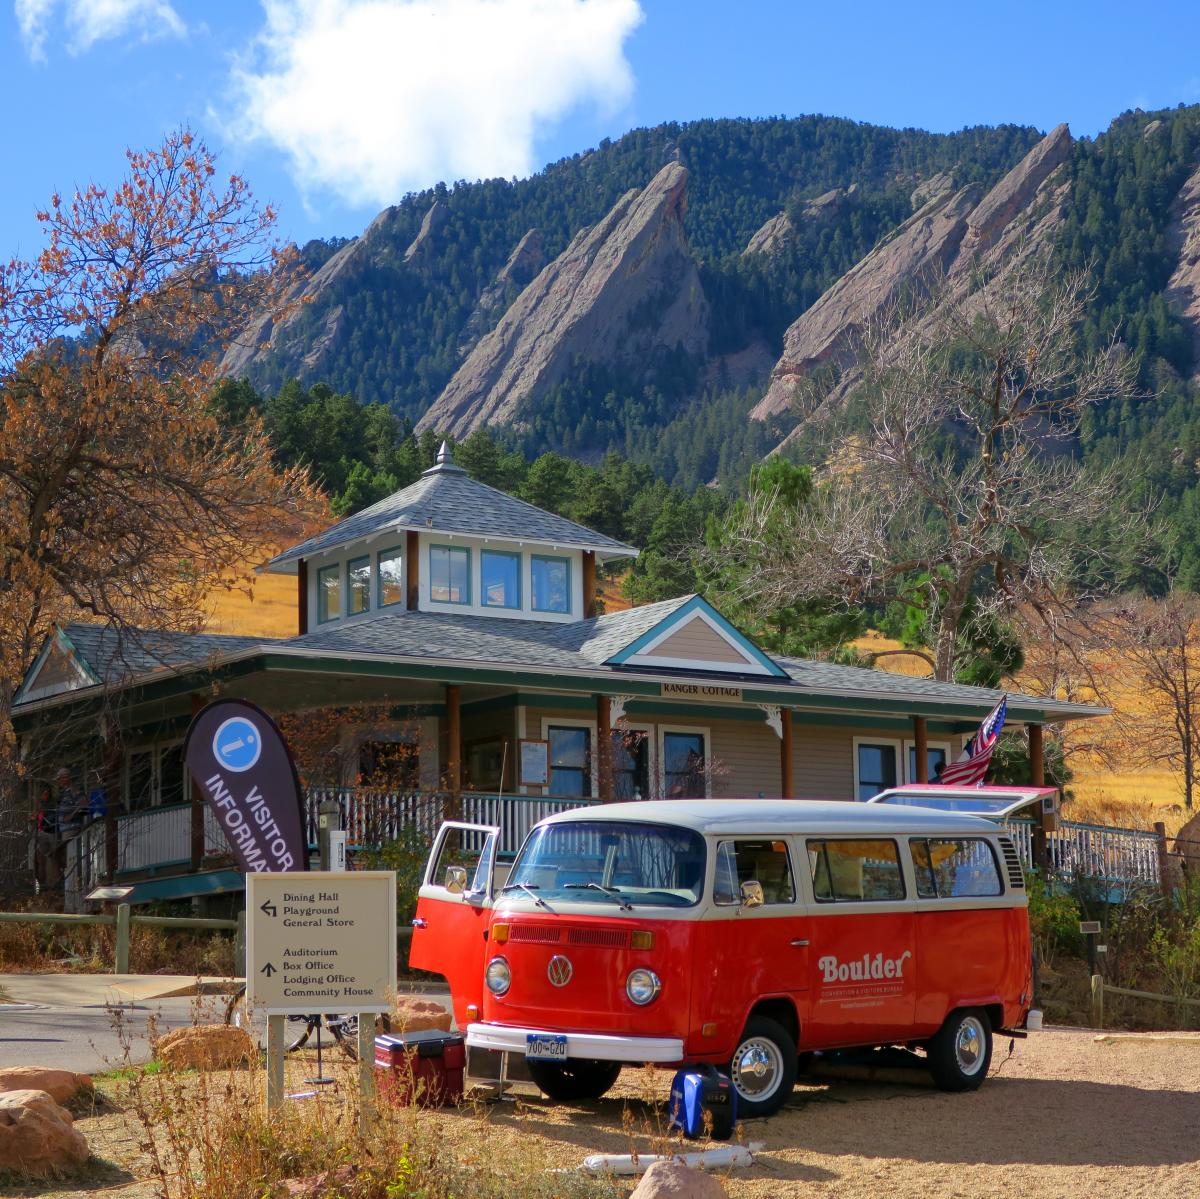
[{"x1": 540, "y1": 799, "x2": 997, "y2": 837}]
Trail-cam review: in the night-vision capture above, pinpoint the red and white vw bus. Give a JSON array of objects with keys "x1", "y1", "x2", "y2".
[{"x1": 408, "y1": 800, "x2": 1034, "y2": 1116}]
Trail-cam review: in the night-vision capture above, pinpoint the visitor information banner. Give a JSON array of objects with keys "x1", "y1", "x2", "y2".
[{"x1": 184, "y1": 699, "x2": 309, "y2": 874}]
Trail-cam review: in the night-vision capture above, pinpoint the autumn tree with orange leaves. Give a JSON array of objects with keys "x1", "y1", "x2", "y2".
[{"x1": 0, "y1": 130, "x2": 322, "y2": 884}]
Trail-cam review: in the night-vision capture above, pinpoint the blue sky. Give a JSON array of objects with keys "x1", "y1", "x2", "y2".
[{"x1": 4, "y1": 0, "x2": 1199, "y2": 256}]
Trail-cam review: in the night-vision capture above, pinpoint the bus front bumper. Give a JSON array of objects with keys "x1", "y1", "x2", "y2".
[{"x1": 465, "y1": 1022, "x2": 684, "y2": 1063}]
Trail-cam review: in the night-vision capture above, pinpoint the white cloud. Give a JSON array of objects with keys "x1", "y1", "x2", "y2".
[
  {"x1": 16, "y1": 0, "x2": 185, "y2": 61},
  {"x1": 229, "y1": 0, "x2": 644, "y2": 208}
]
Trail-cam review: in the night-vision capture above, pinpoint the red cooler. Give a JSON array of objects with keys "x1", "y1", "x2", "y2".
[{"x1": 374, "y1": 1030, "x2": 466, "y2": 1107}]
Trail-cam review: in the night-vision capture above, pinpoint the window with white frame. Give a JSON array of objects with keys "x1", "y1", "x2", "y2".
[
  {"x1": 906, "y1": 741, "x2": 951, "y2": 784},
  {"x1": 662, "y1": 728, "x2": 708, "y2": 798},
  {"x1": 480, "y1": 549, "x2": 521, "y2": 609},
  {"x1": 531, "y1": 555, "x2": 570, "y2": 614},
  {"x1": 124, "y1": 743, "x2": 187, "y2": 812},
  {"x1": 430, "y1": 545, "x2": 471, "y2": 604},
  {"x1": 347, "y1": 555, "x2": 371, "y2": 615},
  {"x1": 377, "y1": 547, "x2": 404, "y2": 607},
  {"x1": 547, "y1": 724, "x2": 591, "y2": 797},
  {"x1": 855, "y1": 739, "x2": 899, "y2": 801},
  {"x1": 317, "y1": 563, "x2": 341, "y2": 623},
  {"x1": 612, "y1": 726, "x2": 651, "y2": 801}
]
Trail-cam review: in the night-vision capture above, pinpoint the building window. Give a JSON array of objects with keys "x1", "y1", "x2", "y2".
[
  {"x1": 531, "y1": 555, "x2": 570, "y2": 614},
  {"x1": 317, "y1": 563, "x2": 341, "y2": 623},
  {"x1": 908, "y1": 745, "x2": 948, "y2": 783},
  {"x1": 347, "y1": 555, "x2": 370, "y2": 615},
  {"x1": 126, "y1": 749, "x2": 154, "y2": 812},
  {"x1": 612, "y1": 729, "x2": 650, "y2": 801},
  {"x1": 377, "y1": 547, "x2": 404, "y2": 607},
  {"x1": 159, "y1": 744, "x2": 185, "y2": 807},
  {"x1": 429, "y1": 545, "x2": 470, "y2": 604},
  {"x1": 481, "y1": 549, "x2": 521, "y2": 609},
  {"x1": 548, "y1": 725, "x2": 591, "y2": 797},
  {"x1": 663, "y1": 730, "x2": 706, "y2": 798},
  {"x1": 357, "y1": 739, "x2": 421, "y2": 791},
  {"x1": 857, "y1": 742, "x2": 897, "y2": 800}
]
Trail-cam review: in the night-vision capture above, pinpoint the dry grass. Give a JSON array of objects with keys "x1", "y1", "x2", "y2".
[{"x1": 0, "y1": 919, "x2": 236, "y2": 975}]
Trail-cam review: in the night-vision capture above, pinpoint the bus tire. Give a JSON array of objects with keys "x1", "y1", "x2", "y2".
[
  {"x1": 528, "y1": 1058, "x2": 621, "y2": 1102},
  {"x1": 927, "y1": 1008, "x2": 992, "y2": 1091},
  {"x1": 728, "y1": 1015, "x2": 797, "y2": 1118}
]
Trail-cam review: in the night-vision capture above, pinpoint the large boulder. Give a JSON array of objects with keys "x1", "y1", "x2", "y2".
[
  {"x1": 0, "y1": 1089, "x2": 89, "y2": 1174},
  {"x1": 630, "y1": 1159, "x2": 729, "y2": 1199},
  {"x1": 0, "y1": 1067, "x2": 93, "y2": 1105},
  {"x1": 154, "y1": 1024, "x2": 255, "y2": 1071},
  {"x1": 390, "y1": 998, "x2": 452, "y2": 1033}
]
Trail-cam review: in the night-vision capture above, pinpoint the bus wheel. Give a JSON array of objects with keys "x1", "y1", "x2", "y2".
[
  {"x1": 528, "y1": 1059, "x2": 621, "y2": 1102},
  {"x1": 728, "y1": 1015, "x2": 797, "y2": 1118},
  {"x1": 927, "y1": 1008, "x2": 992, "y2": 1091}
]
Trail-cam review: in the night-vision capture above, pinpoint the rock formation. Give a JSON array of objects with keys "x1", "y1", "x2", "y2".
[
  {"x1": 404, "y1": 200, "x2": 447, "y2": 263},
  {"x1": 910, "y1": 172, "x2": 955, "y2": 209},
  {"x1": 629, "y1": 1159, "x2": 729, "y2": 1199},
  {"x1": 743, "y1": 186, "x2": 860, "y2": 258},
  {"x1": 744, "y1": 211, "x2": 793, "y2": 257},
  {"x1": 154, "y1": 1024, "x2": 254, "y2": 1070},
  {"x1": 0, "y1": 1068, "x2": 92, "y2": 1105},
  {"x1": 755, "y1": 124, "x2": 1073, "y2": 426},
  {"x1": 417, "y1": 162, "x2": 708, "y2": 437},
  {"x1": 1165, "y1": 161, "x2": 1200, "y2": 376},
  {"x1": 456, "y1": 228, "x2": 545, "y2": 356},
  {"x1": 0, "y1": 1090, "x2": 89, "y2": 1174}
]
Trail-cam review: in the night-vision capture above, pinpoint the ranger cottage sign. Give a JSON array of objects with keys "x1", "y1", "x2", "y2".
[{"x1": 661, "y1": 682, "x2": 743, "y2": 701}]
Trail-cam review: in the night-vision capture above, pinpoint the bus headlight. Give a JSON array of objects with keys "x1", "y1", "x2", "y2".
[
  {"x1": 485, "y1": 956, "x2": 511, "y2": 996},
  {"x1": 626, "y1": 968, "x2": 661, "y2": 1005}
]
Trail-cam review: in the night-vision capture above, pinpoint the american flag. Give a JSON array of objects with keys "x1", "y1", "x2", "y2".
[{"x1": 939, "y1": 695, "x2": 1007, "y2": 786}]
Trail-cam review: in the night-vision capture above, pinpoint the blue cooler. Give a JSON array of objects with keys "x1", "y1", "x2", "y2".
[{"x1": 668, "y1": 1065, "x2": 737, "y2": 1140}]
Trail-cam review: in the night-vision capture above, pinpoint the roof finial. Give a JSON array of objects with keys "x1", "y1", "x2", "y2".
[
  {"x1": 421, "y1": 438, "x2": 466, "y2": 476},
  {"x1": 437, "y1": 439, "x2": 453, "y2": 466}
]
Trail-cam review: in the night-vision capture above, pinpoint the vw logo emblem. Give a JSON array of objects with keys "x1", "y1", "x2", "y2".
[{"x1": 547, "y1": 955, "x2": 573, "y2": 987}]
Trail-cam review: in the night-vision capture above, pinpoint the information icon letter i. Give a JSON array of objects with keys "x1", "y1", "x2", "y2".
[{"x1": 212, "y1": 716, "x2": 263, "y2": 773}]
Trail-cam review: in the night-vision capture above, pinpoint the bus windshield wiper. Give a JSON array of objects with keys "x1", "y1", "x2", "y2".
[
  {"x1": 500, "y1": 881, "x2": 553, "y2": 911},
  {"x1": 562, "y1": 882, "x2": 633, "y2": 911}
]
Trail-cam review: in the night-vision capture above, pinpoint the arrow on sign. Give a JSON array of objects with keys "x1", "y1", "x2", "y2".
[
  {"x1": 260, "y1": 900, "x2": 278, "y2": 918},
  {"x1": 260, "y1": 962, "x2": 276, "y2": 977}
]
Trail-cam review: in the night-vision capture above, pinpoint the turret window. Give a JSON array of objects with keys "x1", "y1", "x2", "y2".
[
  {"x1": 430, "y1": 545, "x2": 471, "y2": 604},
  {"x1": 531, "y1": 555, "x2": 570, "y2": 614},
  {"x1": 481, "y1": 550, "x2": 521, "y2": 609},
  {"x1": 347, "y1": 556, "x2": 370, "y2": 615},
  {"x1": 378, "y1": 547, "x2": 404, "y2": 607},
  {"x1": 317, "y1": 564, "x2": 341, "y2": 623}
]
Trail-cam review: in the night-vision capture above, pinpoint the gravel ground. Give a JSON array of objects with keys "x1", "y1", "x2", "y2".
[{"x1": 16, "y1": 1026, "x2": 1200, "y2": 1199}]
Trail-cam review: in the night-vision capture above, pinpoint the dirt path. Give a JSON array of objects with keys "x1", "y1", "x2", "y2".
[{"x1": 20, "y1": 1027, "x2": 1200, "y2": 1199}]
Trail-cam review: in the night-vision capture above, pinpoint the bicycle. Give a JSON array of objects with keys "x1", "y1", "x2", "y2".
[{"x1": 224, "y1": 983, "x2": 391, "y2": 1061}]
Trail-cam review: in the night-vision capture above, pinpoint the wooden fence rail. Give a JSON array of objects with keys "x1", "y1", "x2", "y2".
[{"x1": 1089, "y1": 973, "x2": 1200, "y2": 1029}]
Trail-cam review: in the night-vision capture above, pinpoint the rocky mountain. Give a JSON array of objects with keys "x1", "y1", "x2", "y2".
[{"x1": 417, "y1": 163, "x2": 707, "y2": 437}]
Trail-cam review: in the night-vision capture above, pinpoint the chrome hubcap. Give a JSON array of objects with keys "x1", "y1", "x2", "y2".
[
  {"x1": 954, "y1": 1017, "x2": 986, "y2": 1075},
  {"x1": 731, "y1": 1036, "x2": 783, "y2": 1100}
]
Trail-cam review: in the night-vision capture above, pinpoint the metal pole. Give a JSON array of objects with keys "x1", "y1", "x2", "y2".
[
  {"x1": 115, "y1": 903, "x2": 131, "y2": 974},
  {"x1": 1091, "y1": 974, "x2": 1104, "y2": 1029},
  {"x1": 235, "y1": 910, "x2": 247, "y2": 978},
  {"x1": 267, "y1": 1014, "x2": 285, "y2": 1109}
]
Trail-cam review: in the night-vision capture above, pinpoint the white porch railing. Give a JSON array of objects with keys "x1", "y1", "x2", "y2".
[{"x1": 1004, "y1": 819, "x2": 1163, "y2": 886}]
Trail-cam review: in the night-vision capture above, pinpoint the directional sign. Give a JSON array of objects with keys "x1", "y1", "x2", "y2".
[{"x1": 247, "y1": 872, "x2": 396, "y2": 1015}]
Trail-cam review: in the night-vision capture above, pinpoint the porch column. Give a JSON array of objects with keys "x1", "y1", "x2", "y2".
[
  {"x1": 1029, "y1": 723, "x2": 1048, "y2": 874},
  {"x1": 101, "y1": 725, "x2": 122, "y2": 884},
  {"x1": 406, "y1": 531, "x2": 420, "y2": 610},
  {"x1": 780, "y1": 708, "x2": 794, "y2": 799},
  {"x1": 913, "y1": 716, "x2": 929, "y2": 783},
  {"x1": 596, "y1": 694, "x2": 613, "y2": 802},
  {"x1": 190, "y1": 694, "x2": 206, "y2": 872},
  {"x1": 297, "y1": 559, "x2": 308, "y2": 635},
  {"x1": 445, "y1": 684, "x2": 461, "y2": 815},
  {"x1": 582, "y1": 551, "x2": 598, "y2": 618}
]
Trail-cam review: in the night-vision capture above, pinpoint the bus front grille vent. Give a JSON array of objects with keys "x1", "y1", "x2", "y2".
[
  {"x1": 567, "y1": 927, "x2": 629, "y2": 948},
  {"x1": 509, "y1": 924, "x2": 561, "y2": 944}
]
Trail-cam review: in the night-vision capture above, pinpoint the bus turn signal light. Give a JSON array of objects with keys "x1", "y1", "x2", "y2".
[
  {"x1": 491, "y1": 923, "x2": 510, "y2": 944},
  {"x1": 631, "y1": 930, "x2": 655, "y2": 950}
]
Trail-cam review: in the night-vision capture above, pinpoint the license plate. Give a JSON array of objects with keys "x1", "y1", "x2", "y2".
[{"x1": 525, "y1": 1033, "x2": 568, "y2": 1061}]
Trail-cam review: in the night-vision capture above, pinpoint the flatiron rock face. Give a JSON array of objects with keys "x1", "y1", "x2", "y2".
[
  {"x1": 417, "y1": 162, "x2": 709, "y2": 437},
  {"x1": 1165, "y1": 161, "x2": 1200, "y2": 377}
]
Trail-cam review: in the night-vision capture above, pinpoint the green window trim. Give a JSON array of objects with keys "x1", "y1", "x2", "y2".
[
  {"x1": 531, "y1": 554, "x2": 571, "y2": 614},
  {"x1": 316, "y1": 563, "x2": 342, "y2": 624},
  {"x1": 480, "y1": 549, "x2": 522, "y2": 609},
  {"x1": 377, "y1": 546, "x2": 404, "y2": 608},
  {"x1": 347, "y1": 555, "x2": 371, "y2": 616},
  {"x1": 429, "y1": 544, "x2": 472, "y2": 606}
]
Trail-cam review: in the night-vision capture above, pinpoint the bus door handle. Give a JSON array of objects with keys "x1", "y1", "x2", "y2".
[
  {"x1": 412, "y1": 918, "x2": 428, "y2": 929},
  {"x1": 790, "y1": 938, "x2": 809, "y2": 947}
]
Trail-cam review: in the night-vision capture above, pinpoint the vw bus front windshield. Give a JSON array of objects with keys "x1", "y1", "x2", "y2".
[{"x1": 505, "y1": 821, "x2": 707, "y2": 908}]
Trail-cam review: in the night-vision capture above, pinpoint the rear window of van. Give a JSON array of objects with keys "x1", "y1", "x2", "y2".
[{"x1": 910, "y1": 838, "x2": 1003, "y2": 898}]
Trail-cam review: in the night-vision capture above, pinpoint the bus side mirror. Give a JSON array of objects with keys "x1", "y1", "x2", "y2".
[
  {"x1": 740, "y1": 880, "x2": 764, "y2": 908},
  {"x1": 444, "y1": 865, "x2": 468, "y2": 894}
]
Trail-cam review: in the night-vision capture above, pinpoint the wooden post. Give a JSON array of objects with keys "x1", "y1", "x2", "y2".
[
  {"x1": 358, "y1": 1016, "x2": 376, "y2": 1134},
  {"x1": 582, "y1": 551, "x2": 597, "y2": 618},
  {"x1": 406, "y1": 531, "x2": 420, "y2": 610},
  {"x1": 445, "y1": 684, "x2": 461, "y2": 815},
  {"x1": 596, "y1": 694, "x2": 613, "y2": 802},
  {"x1": 780, "y1": 709, "x2": 794, "y2": 799},
  {"x1": 1029, "y1": 723, "x2": 1048, "y2": 875},
  {"x1": 190, "y1": 694, "x2": 206, "y2": 872},
  {"x1": 913, "y1": 716, "x2": 929, "y2": 783},
  {"x1": 297, "y1": 559, "x2": 308, "y2": 635},
  {"x1": 114, "y1": 902, "x2": 131, "y2": 974},
  {"x1": 267, "y1": 1014, "x2": 285, "y2": 1109},
  {"x1": 1154, "y1": 820, "x2": 1174, "y2": 899},
  {"x1": 1090, "y1": 973, "x2": 1104, "y2": 1029}
]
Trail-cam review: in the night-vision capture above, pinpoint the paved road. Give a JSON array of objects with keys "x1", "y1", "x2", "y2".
[{"x1": 0, "y1": 995, "x2": 209, "y2": 1072}]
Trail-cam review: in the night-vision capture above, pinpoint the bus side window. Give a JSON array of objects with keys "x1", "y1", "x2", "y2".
[
  {"x1": 808, "y1": 840, "x2": 905, "y2": 902},
  {"x1": 909, "y1": 839, "x2": 938, "y2": 899},
  {"x1": 714, "y1": 840, "x2": 795, "y2": 905}
]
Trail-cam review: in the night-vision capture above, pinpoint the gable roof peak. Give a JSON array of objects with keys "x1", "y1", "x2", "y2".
[{"x1": 422, "y1": 440, "x2": 466, "y2": 476}]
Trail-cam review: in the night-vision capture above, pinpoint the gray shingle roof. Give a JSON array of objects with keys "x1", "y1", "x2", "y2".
[{"x1": 268, "y1": 452, "x2": 638, "y2": 568}]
